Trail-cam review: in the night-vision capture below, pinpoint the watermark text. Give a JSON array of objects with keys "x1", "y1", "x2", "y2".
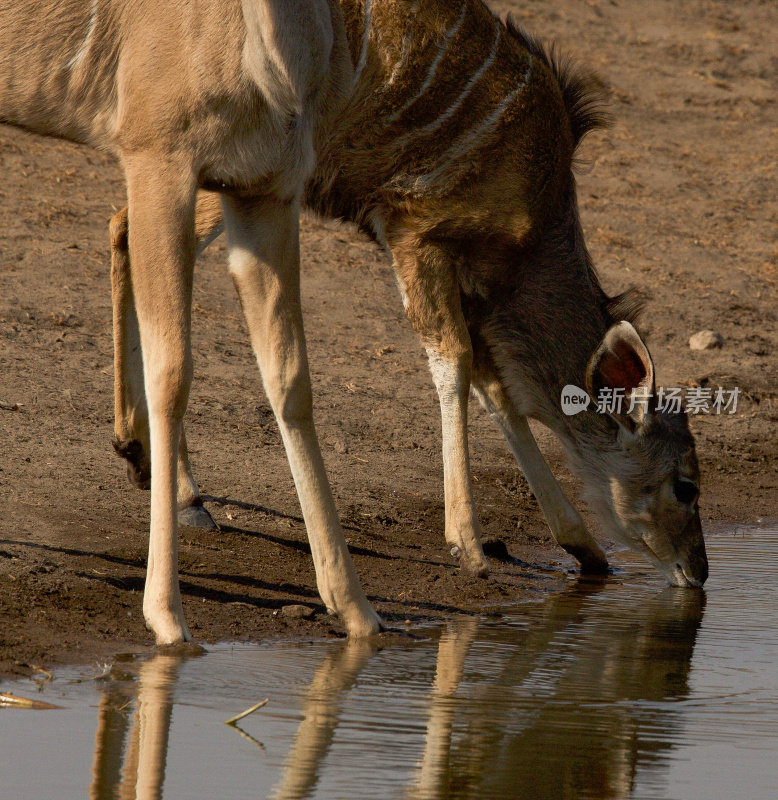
[{"x1": 560, "y1": 385, "x2": 740, "y2": 416}]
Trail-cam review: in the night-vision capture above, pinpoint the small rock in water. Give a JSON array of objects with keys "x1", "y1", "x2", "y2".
[
  {"x1": 689, "y1": 330, "x2": 724, "y2": 350},
  {"x1": 280, "y1": 604, "x2": 315, "y2": 620}
]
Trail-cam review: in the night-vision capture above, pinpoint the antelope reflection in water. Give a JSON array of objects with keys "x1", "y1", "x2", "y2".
[
  {"x1": 408, "y1": 582, "x2": 705, "y2": 800},
  {"x1": 87, "y1": 643, "x2": 375, "y2": 800},
  {"x1": 269, "y1": 641, "x2": 376, "y2": 800},
  {"x1": 87, "y1": 579, "x2": 704, "y2": 799}
]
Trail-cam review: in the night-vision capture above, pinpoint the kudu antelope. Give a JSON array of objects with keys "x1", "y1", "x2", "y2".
[
  {"x1": 2, "y1": 0, "x2": 708, "y2": 645},
  {"x1": 113, "y1": 3, "x2": 708, "y2": 585}
]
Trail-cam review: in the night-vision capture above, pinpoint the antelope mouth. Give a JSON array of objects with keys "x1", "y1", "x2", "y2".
[
  {"x1": 670, "y1": 562, "x2": 705, "y2": 589},
  {"x1": 639, "y1": 536, "x2": 707, "y2": 589}
]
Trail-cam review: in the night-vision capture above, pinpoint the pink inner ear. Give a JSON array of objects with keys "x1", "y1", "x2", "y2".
[{"x1": 600, "y1": 342, "x2": 647, "y2": 391}]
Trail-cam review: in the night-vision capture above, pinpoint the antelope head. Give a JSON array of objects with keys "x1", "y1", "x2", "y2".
[{"x1": 580, "y1": 321, "x2": 708, "y2": 588}]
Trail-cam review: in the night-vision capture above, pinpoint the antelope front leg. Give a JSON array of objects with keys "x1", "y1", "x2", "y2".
[
  {"x1": 110, "y1": 204, "x2": 217, "y2": 529},
  {"x1": 222, "y1": 193, "x2": 382, "y2": 638},
  {"x1": 426, "y1": 347, "x2": 489, "y2": 576},
  {"x1": 124, "y1": 156, "x2": 198, "y2": 644},
  {"x1": 477, "y1": 385, "x2": 608, "y2": 573},
  {"x1": 393, "y1": 246, "x2": 488, "y2": 577}
]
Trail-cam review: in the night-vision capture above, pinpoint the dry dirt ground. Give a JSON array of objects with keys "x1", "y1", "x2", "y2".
[{"x1": 1, "y1": 0, "x2": 776, "y2": 678}]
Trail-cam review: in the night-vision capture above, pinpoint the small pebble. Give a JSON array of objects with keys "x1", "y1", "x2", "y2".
[
  {"x1": 280, "y1": 604, "x2": 315, "y2": 619},
  {"x1": 689, "y1": 330, "x2": 723, "y2": 350}
]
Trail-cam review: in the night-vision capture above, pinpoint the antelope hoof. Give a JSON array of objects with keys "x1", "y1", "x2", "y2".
[
  {"x1": 343, "y1": 605, "x2": 384, "y2": 638},
  {"x1": 566, "y1": 544, "x2": 609, "y2": 575},
  {"x1": 148, "y1": 618, "x2": 192, "y2": 646},
  {"x1": 450, "y1": 545, "x2": 490, "y2": 578},
  {"x1": 144, "y1": 605, "x2": 192, "y2": 645},
  {"x1": 326, "y1": 593, "x2": 384, "y2": 638},
  {"x1": 178, "y1": 501, "x2": 217, "y2": 530},
  {"x1": 113, "y1": 437, "x2": 151, "y2": 490}
]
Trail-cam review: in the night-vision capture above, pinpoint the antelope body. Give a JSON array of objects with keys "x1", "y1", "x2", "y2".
[{"x1": 1, "y1": 0, "x2": 708, "y2": 644}]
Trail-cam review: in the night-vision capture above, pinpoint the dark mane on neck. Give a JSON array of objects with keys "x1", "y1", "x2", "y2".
[
  {"x1": 553, "y1": 179, "x2": 645, "y2": 330},
  {"x1": 504, "y1": 16, "x2": 609, "y2": 150}
]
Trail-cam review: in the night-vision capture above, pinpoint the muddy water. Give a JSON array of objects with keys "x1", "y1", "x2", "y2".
[{"x1": 2, "y1": 526, "x2": 777, "y2": 800}]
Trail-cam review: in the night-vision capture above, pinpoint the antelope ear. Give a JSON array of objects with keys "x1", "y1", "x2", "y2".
[{"x1": 585, "y1": 321, "x2": 655, "y2": 429}]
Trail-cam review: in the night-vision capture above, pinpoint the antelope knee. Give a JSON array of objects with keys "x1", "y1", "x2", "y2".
[
  {"x1": 427, "y1": 346, "x2": 473, "y2": 402},
  {"x1": 143, "y1": 356, "x2": 193, "y2": 421}
]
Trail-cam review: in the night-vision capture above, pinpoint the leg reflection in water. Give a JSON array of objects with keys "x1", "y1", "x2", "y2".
[
  {"x1": 410, "y1": 617, "x2": 480, "y2": 799},
  {"x1": 89, "y1": 650, "x2": 194, "y2": 800},
  {"x1": 85, "y1": 578, "x2": 704, "y2": 800},
  {"x1": 86, "y1": 642, "x2": 377, "y2": 800},
  {"x1": 269, "y1": 640, "x2": 377, "y2": 800}
]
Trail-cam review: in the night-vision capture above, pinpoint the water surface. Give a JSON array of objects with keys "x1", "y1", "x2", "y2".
[{"x1": 2, "y1": 525, "x2": 777, "y2": 799}]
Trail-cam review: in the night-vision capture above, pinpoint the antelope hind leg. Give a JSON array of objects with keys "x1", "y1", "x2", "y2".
[
  {"x1": 222, "y1": 193, "x2": 381, "y2": 637},
  {"x1": 111, "y1": 208, "x2": 151, "y2": 489},
  {"x1": 175, "y1": 430, "x2": 217, "y2": 530},
  {"x1": 110, "y1": 203, "x2": 218, "y2": 530}
]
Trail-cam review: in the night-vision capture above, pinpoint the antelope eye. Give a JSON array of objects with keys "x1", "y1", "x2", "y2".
[{"x1": 673, "y1": 479, "x2": 699, "y2": 506}]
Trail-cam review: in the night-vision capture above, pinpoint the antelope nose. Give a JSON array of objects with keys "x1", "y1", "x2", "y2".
[
  {"x1": 681, "y1": 512, "x2": 709, "y2": 587},
  {"x1": 686, "y1": 545, "x2": 709, "y2": 586}
]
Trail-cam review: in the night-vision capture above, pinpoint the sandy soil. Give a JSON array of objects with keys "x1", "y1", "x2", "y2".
[{"x1": 1, "y1": 0, "x2": 775, "y2": 678}]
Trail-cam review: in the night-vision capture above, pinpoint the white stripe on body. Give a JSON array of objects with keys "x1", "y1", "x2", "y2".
[
  {"x1": 416, "y1": 20, "x2": 501, "y2": 136},
  {"x1": 386, "y1": 13, "x2": 504, "y2": 159},
  {"x1": 387, "y1": 0, "x2": 467, "y2": 120},
  {"x1": 353, "y1": 0, "x2": 374, "y2": 87},
  {"x1": 66, "y1": 0, "x2": 99, "y2": 70},
  {"x1": 386, "y1": 28, "x2": 415, "y2": 86},
  {"x1": 412, "y1": 53, "x2": 534, "y2": 191},
  {"x1": 386, "y1": 1, "x2": 421, "y2": 86}
]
